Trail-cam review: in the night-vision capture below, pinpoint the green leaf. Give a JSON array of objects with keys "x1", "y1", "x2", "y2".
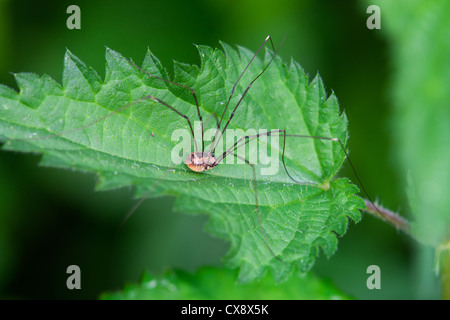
[
  {"x1": 100, "y1": 267, "x2": 351, "y2": 300},
  {"x1": 0, "y1": 43, "x2": 364, "y2": 282}
]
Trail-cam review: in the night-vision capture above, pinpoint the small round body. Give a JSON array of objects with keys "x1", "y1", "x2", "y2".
[{"x1": 185, "y1": 152, "x2": 217, "y2": 172}]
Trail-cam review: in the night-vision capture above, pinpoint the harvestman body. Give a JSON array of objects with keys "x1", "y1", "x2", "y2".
[
  {"x1": 9, "y1": 35, "x2": 387, "y2": 263},
  {"x1": 185, "y1": 152, "x2": 217, "y2": 172}
]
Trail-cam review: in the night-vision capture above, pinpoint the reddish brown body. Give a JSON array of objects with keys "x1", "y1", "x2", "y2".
[{"x1": 185, "y1": 152, "x2": 217, "y2": 172}]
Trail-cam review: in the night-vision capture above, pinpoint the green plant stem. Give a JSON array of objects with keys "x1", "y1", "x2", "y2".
[{"x1": 363, "y1": 199, "x2": 411, "y2": 235}]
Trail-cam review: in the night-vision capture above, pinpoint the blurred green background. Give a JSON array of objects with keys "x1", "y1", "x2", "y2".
[{"x1": 0, "y1": 0, "x2": 442, "y2": 299}]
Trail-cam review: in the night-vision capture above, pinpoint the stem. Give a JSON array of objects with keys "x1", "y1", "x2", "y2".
[{"x1": 363, "y1": 198, "x2": 411, "y2": 235}]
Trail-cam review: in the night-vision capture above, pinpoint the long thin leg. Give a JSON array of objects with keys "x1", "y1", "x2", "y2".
[
  {"x1": 128, "y1": 59, "x2": 205, "y2": 152},
  {"x1": 230, "y1": 150, "x2": 284, "y2": 264},
  {"x1": 215, "y1": 130, "x2": 283, "y2": 164},
  {"x1": 118, "y1": 169, "x2": 172, "y2": 231},
  {"x1": 202, "y1": 112, "x2": 221, "y2": 165},
  {"x1": 19, "y1": 94, "x2": 200, "y2": 152},
  {"x1": 217, "y1": 35, "x2": 275, "y2": 129},
  {"x1": 216, "y1": 129, "x2": 387, "y2": 223},
  {"x1": 202, "y1": 112, "x2": 220, "y2": 133},
  {"x1": 11, "y1": 95, "x2": 157, "y2": 141},
  {"x1": 208, "y1": 35, "x2": 286, "y2": 154},
  {"x1": 147, "y1": 95, "x2": 199, "y2": 152}
]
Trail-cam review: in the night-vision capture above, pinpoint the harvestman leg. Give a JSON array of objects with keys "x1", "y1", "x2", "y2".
[
  {"x1": 118, "y1": 169, "x2": 172, "y2": 230},
  {"x1": 15, "y1": 96, "x2": 169, "y2": 142},
  {"x1": 216, "y1": 129, "x2": 385, "y2": 226},
  {"x1": 208, "y1": 34, "x2": 285, "y2": 154},
  {"x1": 229, "y1": 151, "x2": 284, "y2": 264},
  {"x1": 144, "y1": 96, "x2": 199, "y2": 151},
  {"x1": 19, "y1": 90, "x2": 202, "y2": 154},
  {"x1": 128, "y1": 59, "x2": 205, "y2": 152}
]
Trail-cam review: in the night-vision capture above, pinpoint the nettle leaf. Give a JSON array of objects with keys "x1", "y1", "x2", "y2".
[
  {"x1": 100, "y1": 267, "x2": 351, "y2": 300},
  {"x1": 0, "y1": 42, "x2": 364, "y2": 282}
]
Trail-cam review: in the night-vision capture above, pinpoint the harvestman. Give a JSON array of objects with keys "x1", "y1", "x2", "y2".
[
  {"x1": 8, "y1": 35, "x2": 387, "y2": 263},
  {"x1": 124, "y1": 35, "x2": 386, "y2": 263}
]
